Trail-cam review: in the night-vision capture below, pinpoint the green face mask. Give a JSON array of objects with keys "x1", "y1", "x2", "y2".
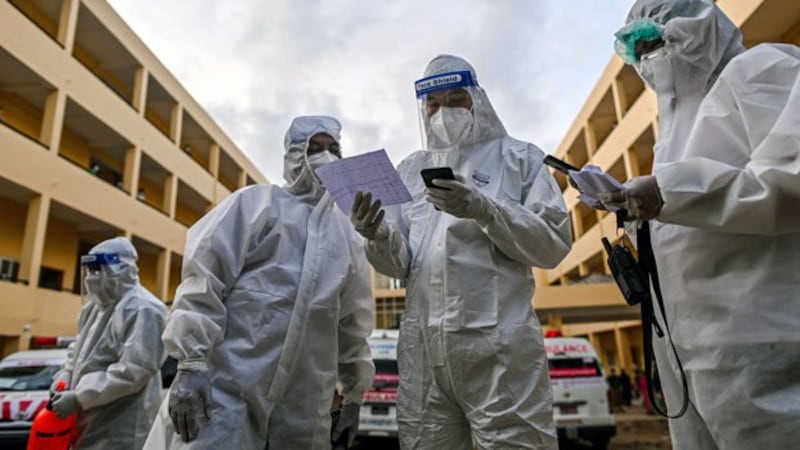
[{"x1": 614, "y1": 19, "x2": 664, "y2": 65}]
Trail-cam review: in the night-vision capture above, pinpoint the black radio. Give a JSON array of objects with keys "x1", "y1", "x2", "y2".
[{"x1": 601, "y1": 237, "x2": 650, "y2": 306}]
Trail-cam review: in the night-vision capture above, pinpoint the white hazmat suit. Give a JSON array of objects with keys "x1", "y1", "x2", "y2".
[
  {"x1": 144, "y1": 115, "x2": 375, "y2": 449},
  {"x1": 53, "y1": 237, "x2": 167, "y2": 449},
  {"x1": 613, "y1": 1, "x2": 800, "y2": 448},
  {"x1": 361, "y1": 55, "x2": 572, "y2": 449}
]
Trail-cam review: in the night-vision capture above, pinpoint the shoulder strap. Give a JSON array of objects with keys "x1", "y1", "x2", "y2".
[{"x1": 637, "y1": 221, "x2": 689, "y2": 418}]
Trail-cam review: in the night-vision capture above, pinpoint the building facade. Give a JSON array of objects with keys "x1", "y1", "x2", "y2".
[{"x1": 0, "y1": 0, "x2": 266, "y2": 355}]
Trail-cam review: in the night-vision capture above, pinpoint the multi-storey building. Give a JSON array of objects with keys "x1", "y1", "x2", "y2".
[{"x1": 0, "y1": 0, "x2": 266, "y2": 355}]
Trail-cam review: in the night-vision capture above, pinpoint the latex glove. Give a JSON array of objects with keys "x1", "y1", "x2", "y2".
[
  {"x1": 168, "y1": 369, "x2": 212, "y2": 443},
  {"x1": 49, "y1": 372, "x2": 71, "y2": 395},
  {"x1": 331, "y1": 402, "x2": 361, "y2": 449},
  {"x1": 51, "y1": 391, "x2": 80, "y2": 418},
  {"x1": 351, "y1": 191, "x2": 389, "y2": 241},
  {"x1": 425, "y1": 175, "x2": 494, "y2": 223},
  {"x1": 597, "y1": 175, "x2": 664, "y2": 221}
]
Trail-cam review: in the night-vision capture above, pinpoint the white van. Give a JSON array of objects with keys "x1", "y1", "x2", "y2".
[
  {"x1": 545, "y1": 332, "x2": 616, "y2": 449},
  {"x1": 358, "y1": 329, "x2": 399, "y2": 438},
  {"x1": 0, "y1": 338, "x2": 72, "y2": 449}
]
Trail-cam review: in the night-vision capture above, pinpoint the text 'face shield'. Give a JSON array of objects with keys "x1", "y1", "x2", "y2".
[{"x1": 415, "y1": 71, "x2": 480, "y2": 149}]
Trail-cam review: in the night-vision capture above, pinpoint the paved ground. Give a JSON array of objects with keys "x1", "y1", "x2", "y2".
[{"x1": 356, "y1": 406, "x2": 672, "y2": 450}]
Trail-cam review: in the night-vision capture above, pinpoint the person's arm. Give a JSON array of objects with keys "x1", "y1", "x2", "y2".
[
  {"x1": 657, "y1": 49, "x2": 800, "y2": 235},
  {"x1": 481, "y1": 150, "x2": 572, "y2": 268},
  {"x1": 163, "y1": 187, "x2": 273, "y2": 371},
  {"x1": 73, "y1": 302, "x2": 167, "y2": 410},
  {"x1": 337, "y1": 240, "x2": 376, "y2": 405}
]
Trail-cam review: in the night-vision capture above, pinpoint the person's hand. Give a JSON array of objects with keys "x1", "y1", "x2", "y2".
[
  {"x1": 49, "y1": 372, "x2": 71, "y2": 395},
  {"x1": 350, "y1": 192, "x2": 389, "y2": 241},
  {"x1": 597, "y1": 175, "x2": 664, "y2": 221},
  {"x1": 331, "y1": 402, "x2": 361, "y2": 449},
  {"x1": 168, "y1": 369, "x2": 212, "y2": 442},
  {"x1": 425, "y1": 175, "x2": 494, "y2": 223},
  {"x1": 51, "y1": 391, "x2": 80, "y2": 418}
]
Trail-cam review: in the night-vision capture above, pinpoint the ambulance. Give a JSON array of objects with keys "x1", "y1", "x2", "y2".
[
  {"x1": 358, "y1": 329, "x2": 399, "y2": 438},
  {"x1": 0, "y1": 337, "x2": 72, "y2": 449},
  {"x1": 545, "y1": 331, "x2": 616, "y2": 449}
]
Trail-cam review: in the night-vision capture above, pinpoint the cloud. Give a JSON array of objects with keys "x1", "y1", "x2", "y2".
[{"x1": 107, "y1": 0, "x2": 633, "y2": 183}]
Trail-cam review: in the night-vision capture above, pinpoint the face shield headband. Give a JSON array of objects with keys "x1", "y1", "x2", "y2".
[
  {"x1": 80, "y1": 253, "x2": 121, "y2": 275},
  {"x1": 415, "y1": 71, "x2": 479, "y2": 149}
]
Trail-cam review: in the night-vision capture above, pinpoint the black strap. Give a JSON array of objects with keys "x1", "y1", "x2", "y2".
[{"x1": 637, "y1": 221, "x2": 689, "y2": 418}]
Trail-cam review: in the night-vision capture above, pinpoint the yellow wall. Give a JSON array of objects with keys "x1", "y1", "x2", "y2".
[
  {"x1": 0, "y1": 197, "x2": 26, "y2": 261},
  {"x1": 0, "y1": 89, "x2": 42, "y2": 144},
  {"x1": 41, "y1": 216, "x2": 79, "y2": 292},
  {"x1": 137, "y1": 250, "x2": 158, "y2": 294}
]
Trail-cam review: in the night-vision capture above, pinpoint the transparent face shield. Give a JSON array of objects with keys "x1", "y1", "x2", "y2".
[
  {"x1": 414, "y1": 71, "x2": 479, "y2": 149},
  {"x1": 80, "y1": 253, "x2": 122, "y2": 305}
]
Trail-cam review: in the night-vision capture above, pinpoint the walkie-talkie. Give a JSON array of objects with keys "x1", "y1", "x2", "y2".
[{"x1": 602, "y1": 236, "x2": 650, "y2": 306}]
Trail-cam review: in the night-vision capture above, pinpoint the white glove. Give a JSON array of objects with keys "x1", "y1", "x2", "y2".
[
  {"x1": 331, "y1": 402, "x2": 361, "y2": 449},
  {"x1": 425, "y1": 175, "x2": 494, "y2": 223},
  {"x1": 49, "y1": 371, "x2": 71, "y2": 395},
  {"x1": 51, "y1": 391, "x2": 80, "y2": 418},
  {"x1": 597, "y1": 175, "x2": 664, "y2": 221},
  {"x1": 350, "y1": 191, "x2": 389, "y2": 241},
  {"x1": 168, "y1": 369, "x2": 212, "y2": 442}
]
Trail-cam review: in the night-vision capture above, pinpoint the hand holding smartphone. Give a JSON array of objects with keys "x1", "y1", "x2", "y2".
[{"x1": 420, "y1": 167, "x2": 456, "y2": 190}]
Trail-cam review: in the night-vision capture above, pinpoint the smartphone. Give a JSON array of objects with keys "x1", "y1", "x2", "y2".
[
  {"x1": 421, "y1": 167, "x2": 456, "y2": 189},
  {"x1": 544, "y1": 155, "x2": 580, "y2": 174}
]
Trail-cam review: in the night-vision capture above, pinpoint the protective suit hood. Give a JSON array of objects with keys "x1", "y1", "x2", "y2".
[
  {"x1": 283, "y1": 115, "x2": 342, "y2": 200},
  {"x1": 622, "y1": 0, "x2": 745, "y2": 97},
  {"x1": 84, "y1": 237, "x2": 139, "y2": 307},
  {"x1": 419, "y1": 54, "x2": 506, "y2": 150}
]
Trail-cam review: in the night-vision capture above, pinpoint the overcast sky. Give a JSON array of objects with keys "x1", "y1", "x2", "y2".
[{"x1": 107, "y1": 1, "x2": 634, "y2": 184}]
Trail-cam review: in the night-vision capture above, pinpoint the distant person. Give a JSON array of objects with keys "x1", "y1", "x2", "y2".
[
  {"x1": 619, "y1": 369, "x2": 633, "y2": 407},
  {"x1": 144, "y1": 116, "x2": 374, "y2": 449},
  {"x1": 50, "y1": 237, "x2": 167, "y2": 449},
  {"x1": 351, "y1": 54, "x2": 571, "y2": 449},
  {"x1": 600, "y1": 0, "x2": 800, "y2": 447}
]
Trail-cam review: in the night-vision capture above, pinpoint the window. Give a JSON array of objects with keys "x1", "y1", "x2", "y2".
[
  {"x1": 38, "y1": 266, "x2": 64, "y2": 291},
  {"x1": 0, "y1": 258, "x2": 20, "y2": 282},
  {"x1": 548, "y1": 357, "x2": 603, "y2": 379}
]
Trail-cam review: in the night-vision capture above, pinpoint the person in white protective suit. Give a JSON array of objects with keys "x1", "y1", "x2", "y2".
[
  {"x1": 596, "y1": 1, "x2": 800, "y2": 448},
  {"x1": 49, "y1": 237, "x2": 167, "y2": 449},
  {"x1": 350, "y1": 55, "x2": 572, "y2": 449},
  {"x1": 143, "y1": 115, "x2": 375, "y2": 450}
]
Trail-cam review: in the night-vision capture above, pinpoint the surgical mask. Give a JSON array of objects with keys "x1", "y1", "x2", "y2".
[
  {"x1": 429, "y1": 107, "x2": 474, "y2": 146},
  {"x1": 84, "y1": 273, "x2": 120, "y2": 306},
  {"x1": 307, "y1": 150, "x2": 338, "y2": 171}
]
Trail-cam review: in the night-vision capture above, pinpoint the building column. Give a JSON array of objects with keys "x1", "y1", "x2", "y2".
[
  {"x1": 209, "y1": 143, "x2": 220, "y2": 178},
  {"x1": 39, "y1": 90, "x2": 66, "y2": 151},
  {"x1": 614, "y1": 326, "x2": 633, "y2": 375},
  {"x1": 611, "y1": 78, "x2": 628, "y2": 122},
  {"x1": 18, "y1": 195, "x2": 51, "y2": 288},
  {"x1": 588, "y1": 333, "x2": 608, "y2": 374},
  {"x1": 170, "y1": 104, "x2": 183, "y2": 144},
  {"x1": 132, "y1": 67, "x2": 149, "y2": 114},
  {"x1": 584, "y1": 123, "x2": 598, "y2": 158},
  {"x1": 237, "y1": 169, "x2": 247, "y2": 189},
  {"x1": 163, "y1": 174, "x2": 178, "y2": 218},
  {"x1": 155, "y1": 249, "x2": 171, "y2": 301},
  {"x1": 57, "y1": 0, "x2": 80, "y2": 52},
  {"x1": 123, "y1": 146, "x2": 141, "y2": 195},
  {"x1": 623, "y1": 147, "x2": 641, "y2": 179}
]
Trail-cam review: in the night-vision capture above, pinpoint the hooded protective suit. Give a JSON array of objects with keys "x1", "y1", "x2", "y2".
[
  {"x1": 144, "y1": 116, "x2": 375, "y2": 449},
  {"x1": 365, "y1": 55, "x2": 572, "y2": 449},
  {"x1": 617, "y1": 1, "x2": 800, "y2": 448},
  {"x1": 54, "y1": 237, "x2": 167, "y2": 449}
]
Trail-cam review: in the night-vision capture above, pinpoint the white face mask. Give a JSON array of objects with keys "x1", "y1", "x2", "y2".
[
  {"x1": 307, "y1": 150, "x2": 339, "y2": 171},
  {"x1": 429, "y1": 107, "x2": 474, "y2": 146}
]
